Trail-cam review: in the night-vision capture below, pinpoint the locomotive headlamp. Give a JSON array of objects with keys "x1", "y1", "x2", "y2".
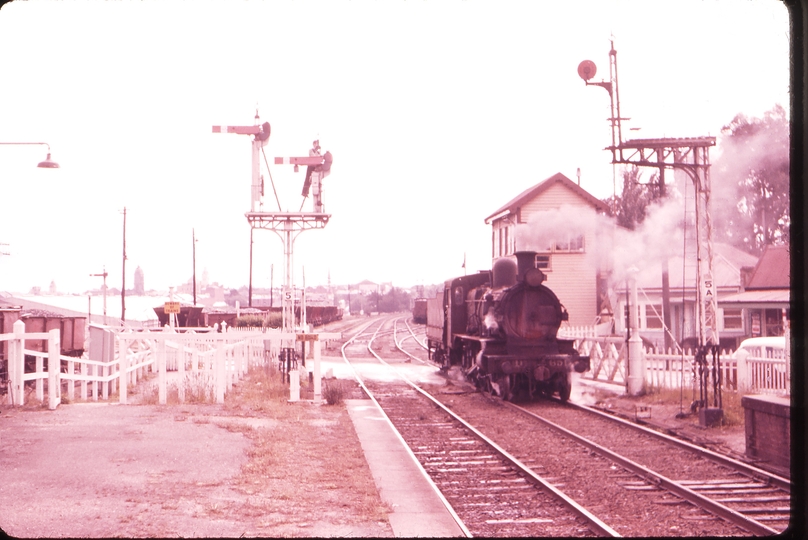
[{"x1": 524, "y1": 268, "x2": 545, "y2": 287}]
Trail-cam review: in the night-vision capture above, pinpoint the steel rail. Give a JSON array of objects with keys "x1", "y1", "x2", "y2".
[
  {"x1": 506, "y1": 401, "x2": 780, "y2": 536},
  {"x1": 403, "y1": 317, "x2": 429, "y2": 350},
  {"x1": 391, "y1": 317, "x2": 438, "y2": 367},
  {"x1": 567, "y1": 401, "x2": 791, "y2": 491},
  {"x1": 340, "y1": 316, "x2": 473, "y2": 538},
  {"x1": 365, "y1": 335, "x2": 620, "y2": 538}
]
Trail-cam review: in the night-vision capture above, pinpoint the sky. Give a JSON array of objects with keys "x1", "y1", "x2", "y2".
[{"x1": 0, "y1": 0, "x2": 790, "y2": 295}]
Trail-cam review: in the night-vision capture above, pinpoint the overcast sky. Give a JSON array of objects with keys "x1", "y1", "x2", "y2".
[{"x1": 0, "y1": 0, "x2": 790, "y2": 295}]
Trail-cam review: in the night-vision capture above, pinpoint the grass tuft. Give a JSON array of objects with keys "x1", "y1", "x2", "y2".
[{"x1": 322, "y1": 379, "x2": 346, "y2": 405}]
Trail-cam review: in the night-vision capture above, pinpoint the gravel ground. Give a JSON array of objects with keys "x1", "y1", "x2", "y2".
[
  {"x1": 427, "y1": 385, "x2": 750, "y2": 537},
  {"x1": 0, "y1": 371, "x2": 392, "y2": 538}
]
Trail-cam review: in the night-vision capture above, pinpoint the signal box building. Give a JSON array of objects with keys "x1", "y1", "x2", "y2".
[{"x1": 485, "y1": 172, "x2": 610, "y2": 327}]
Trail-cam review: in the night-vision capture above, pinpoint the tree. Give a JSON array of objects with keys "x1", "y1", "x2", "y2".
[
  {"x1": 714, "y1": 105, "x2": 789, "y2": 254},
  {"x1": 602, "y1": 165, "x2": 657, "y2": 230}
]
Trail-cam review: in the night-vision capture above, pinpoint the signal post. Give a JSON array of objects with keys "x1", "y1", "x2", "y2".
[{"x1": 213, "y1": 113, "x2": 336, "y2": 400}]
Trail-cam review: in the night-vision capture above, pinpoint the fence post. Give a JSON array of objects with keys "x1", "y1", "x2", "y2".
[
  {"x1": 215, "y1": 342, "x2": 225, "y2": 404},
  {"x1": 118, "y1": 335, "x2": 128, "y2": 404},
  {"x1": 92, "y1": 361, "x2": 99, "y2": 401},
  {"x1": 158, "y1": 328, "x2": 168, "y2": 405},
  {"x1": 36, "y1": 349, "x2": 44, "y2": 403},
  {"x1": 67, "y1": 357, "x2": 75, "y2": 401},
  {"x1": 48, "y1": 328, "x2": 61, "y2": 410},
  {"x1": 177, "y1": 341, "x2": 186, "y2": 404},
  {"x1": 735, "y1": 349, "x2": 749, "y2": 392},
  {"x1": 9, "y1": 320, "x2": 25, "y2": 406},
  {"x1": 313, "y1": 339, "x2": 322, "y2": 404}
]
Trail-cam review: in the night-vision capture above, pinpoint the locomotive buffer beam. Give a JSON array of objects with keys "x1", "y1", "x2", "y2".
[{"x1": 483, "y1": 354, "x2": 591, "y2": 375}]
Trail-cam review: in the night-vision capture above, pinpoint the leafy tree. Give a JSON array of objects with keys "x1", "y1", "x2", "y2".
[
  {"x1": 714, "y1": 105, "x2": 789, "y2": 253},
  {"x1": 366, "y1": 287, "x2": 413, "y2": 313},
  {"x1": 602, "y1": 165, "x2": 657, "y2": 230}
]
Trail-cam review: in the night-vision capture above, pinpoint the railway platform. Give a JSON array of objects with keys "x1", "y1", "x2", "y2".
[{"x1": 345, "y1": 399, "x2": 466, "y2": 538}]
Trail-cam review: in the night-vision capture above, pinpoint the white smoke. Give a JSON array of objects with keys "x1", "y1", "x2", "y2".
[
  {"x1": 484, "y1": 308, "x2": 498, "y2": 332},
  {"x1": 514, "y1": 197, "x2": 689, "y2": 288}
]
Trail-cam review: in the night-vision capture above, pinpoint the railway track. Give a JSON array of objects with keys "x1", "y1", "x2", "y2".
[
  {"x1": 516, "y1": 399, "x2": 791, "y2": 534},
  {"x1": 339, "y1": 315, "x2": 791, "y2": 536},
  {"x1": 341, "y1": 316, "x2": 615, "y2": 537}
]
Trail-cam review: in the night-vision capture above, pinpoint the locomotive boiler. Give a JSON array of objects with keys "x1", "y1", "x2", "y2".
[{"x1": 426, "y1": 251, "x2": 589, "y2": 401}]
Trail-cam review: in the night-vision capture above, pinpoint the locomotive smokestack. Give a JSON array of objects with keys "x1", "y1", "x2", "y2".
[
  {"x1": 515, "y1": 250, "x2": 546, "y2": 287},
  {"x1": 514, "y1": 251, "x2": 538, "y2": 280}
]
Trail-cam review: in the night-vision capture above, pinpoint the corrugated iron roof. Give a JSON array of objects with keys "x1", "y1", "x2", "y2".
[
  {"x1": 720, "y1": 289, "x2": 790, "y2": 304},
  {"x1": 484, "y1": 172, "x2": 609, "y2": 224},
  {"x1": 746, "y1": 244, "x2": 790, "y2": 289}
]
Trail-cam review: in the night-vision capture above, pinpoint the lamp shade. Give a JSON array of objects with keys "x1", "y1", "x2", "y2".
[{"x1": 37, "y1": 153, "x2": 59, "y2": 168}]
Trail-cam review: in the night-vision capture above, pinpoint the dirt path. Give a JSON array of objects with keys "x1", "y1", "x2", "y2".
[{"x1": 0, "y1": 403, "x2": 256, "y2": 537}]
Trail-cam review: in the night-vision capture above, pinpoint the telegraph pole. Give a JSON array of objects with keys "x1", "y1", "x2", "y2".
[
  {"x1": 90, "y1": 267, "x2": 108, "y2": 325},
  {"x1": 121, "y1": 207, "x2": 127, "y2": 325},
  {"x1": 192, "y1": 228, "x2": 197, "y2": 306}
]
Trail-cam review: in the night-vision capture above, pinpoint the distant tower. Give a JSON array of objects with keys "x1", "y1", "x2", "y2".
[
  {"x1": 49, "y1": 280, "x2": 57, "y2": 295},
  {"x1": 134, "y1": 266, "x2": 145, "y2": 295}
]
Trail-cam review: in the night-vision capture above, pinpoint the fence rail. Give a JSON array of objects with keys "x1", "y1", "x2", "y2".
[
  {"x1": 570, "y1": 330, "x2": 790, "y2": 395},
  {"x1": 2, "y1": 321, "x2": 331, "y2": 408},
  {"x1": 6, "y1": 321, "x2": 788, "y2": 408}
]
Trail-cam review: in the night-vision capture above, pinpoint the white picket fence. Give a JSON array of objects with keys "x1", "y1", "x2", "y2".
[
  {"x1": 571, "y1": 333, "x2": 790, "y2": 395},
  {"x1": 2, "y1": 321, "x2": 325, "y2": 409}
]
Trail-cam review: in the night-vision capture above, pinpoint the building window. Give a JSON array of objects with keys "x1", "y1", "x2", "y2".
[
  {"x1": 535, "y1": 254, "x2": 551, "y2": 271},
  {"x1": 503, "y1": 227, "x2": 507, "y2": 256},
  {"x1": 645, "y1": 304, "x2": 664, "y2": 329},
  {"x1": 722, "y1": 308, "x2": 743, "y2": 330},
  {"x1": 555, "y1": 234, "x2": 585, "y2": 252},
  {"x1": 536, "y1": 234, "x2": 585, "y2": 254},
  {"x1": 765, "y1": 308, "x2": 784, "y2": 336}
]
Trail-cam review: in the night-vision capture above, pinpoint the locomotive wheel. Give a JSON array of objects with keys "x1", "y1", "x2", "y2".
[
  {"x1": 496, "y1": 375, "x2": 513, "y2": 402},
  {"x1": 558, "y1": 374, "x2": 572, "y2": 402}
]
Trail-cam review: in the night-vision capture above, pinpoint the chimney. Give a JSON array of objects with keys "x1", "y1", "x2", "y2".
[{"x1": 514, "y1": 251, "x2": 537, "y2": 281}]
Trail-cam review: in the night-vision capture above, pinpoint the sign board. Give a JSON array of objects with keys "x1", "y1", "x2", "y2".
[
  {"x1": 164, "y1": 302, "x2": 181, "y2": 314},
  {"x1": 296, "y1": 333, "x2": 319, "y2": 342}
]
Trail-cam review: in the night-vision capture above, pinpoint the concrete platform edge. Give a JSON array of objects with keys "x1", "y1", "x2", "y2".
[{"x1": 345, "y1": 399, "x2": 466, "y2": 538}]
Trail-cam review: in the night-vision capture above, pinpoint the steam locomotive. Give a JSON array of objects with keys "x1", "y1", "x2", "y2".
[{"x1": 426, "y1": 251, "x2": 590, "y2": 401}]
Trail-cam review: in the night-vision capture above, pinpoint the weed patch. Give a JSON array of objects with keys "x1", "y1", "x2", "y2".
[{"x1": 322, "y1": 379, "x2": 346, "y2": 405}]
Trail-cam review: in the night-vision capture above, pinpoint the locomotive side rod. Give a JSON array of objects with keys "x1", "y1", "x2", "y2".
[{"x1": 363, "y1": 321, "x2": 620, "y2": 538}]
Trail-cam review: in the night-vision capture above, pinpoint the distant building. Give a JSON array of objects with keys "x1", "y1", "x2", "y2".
[
  {"x1": 356, "y1": 280, "x2": 378, "y2": 294},
  {"x1": 134, "y1": 266, "x2": 145, "y2": 295},
  {"x1": 613, "y1": 242, "x2": 758, "y2": 349},
  {"x1": 720, "y1": 244, "x2": 790, "y2": 339}
]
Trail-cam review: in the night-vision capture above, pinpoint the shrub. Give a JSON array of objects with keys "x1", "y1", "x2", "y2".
[
  {"x1": 234, "y1": 315, "x2": 265, "y2": 328},
  {"x1": 322, "y1": 379, "x2": 346, "y2": 405}
]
